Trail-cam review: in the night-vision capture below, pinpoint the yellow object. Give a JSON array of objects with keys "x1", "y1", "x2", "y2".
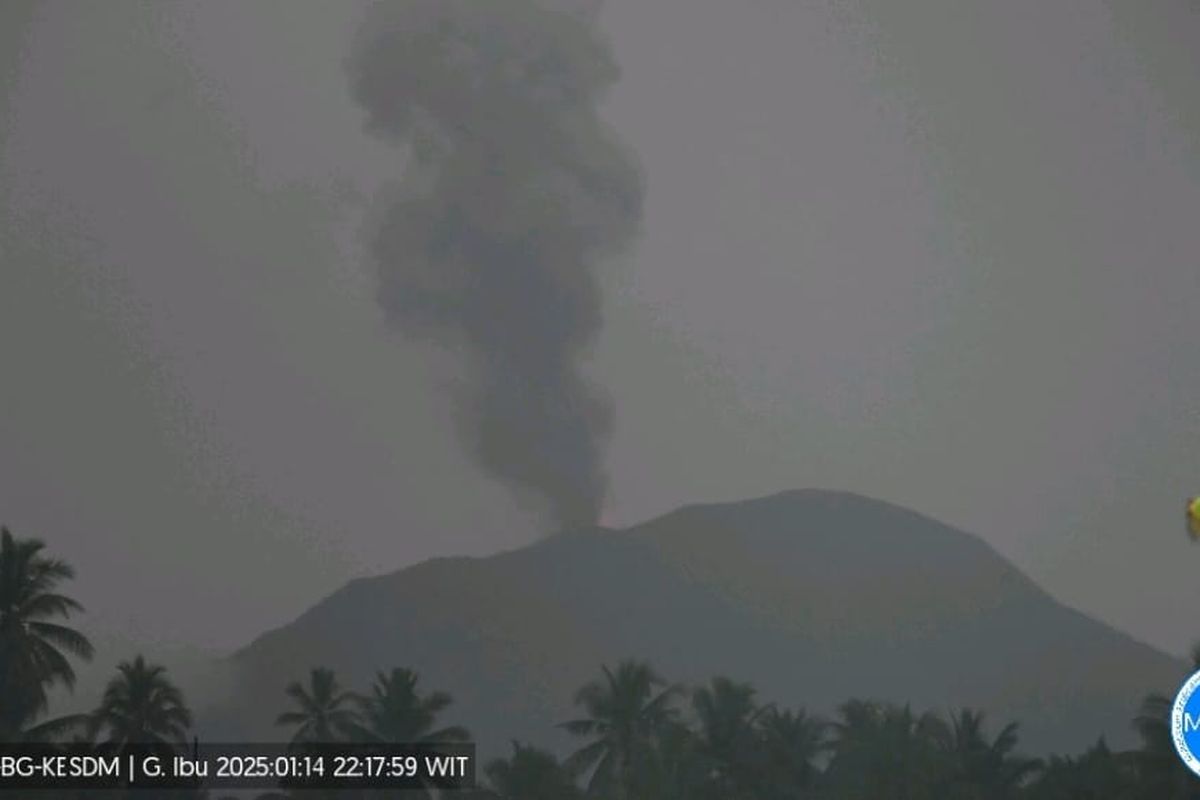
[{"x1": 1189, "y1": 496, "x2": 1200, "y2": 540}]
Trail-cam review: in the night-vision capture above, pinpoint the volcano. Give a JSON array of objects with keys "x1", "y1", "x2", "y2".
[{"x1": 210, "y1": 490, "x2": 1183, "y2": 757}]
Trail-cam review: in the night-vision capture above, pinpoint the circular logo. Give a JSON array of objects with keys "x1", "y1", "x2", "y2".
[{"x1": 1172, "y1": 670, "x2": 1200, "y2": 776}]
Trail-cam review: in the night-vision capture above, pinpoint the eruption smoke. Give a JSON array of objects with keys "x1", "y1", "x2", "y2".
[{"x1": 348, "y1": 0, "x2": 644, "y2": 527}]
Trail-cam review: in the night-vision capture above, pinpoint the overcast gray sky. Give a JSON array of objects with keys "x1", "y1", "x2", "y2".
[{"x1": 1, "y1": 0, "x2": 1197, "y2": 667}]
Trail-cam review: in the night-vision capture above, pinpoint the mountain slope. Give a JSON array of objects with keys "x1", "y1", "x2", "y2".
[{"x1": 216, "y1": 490, "x2": 1184, "y2": 756}]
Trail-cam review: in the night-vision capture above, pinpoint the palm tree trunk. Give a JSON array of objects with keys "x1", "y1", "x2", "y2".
[{"x1": 614, "y1": 750, "x2": 629, "y2": 800}]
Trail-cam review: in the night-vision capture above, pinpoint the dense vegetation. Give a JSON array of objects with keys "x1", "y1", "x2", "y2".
[{"x1": 3, "y1": 526, "x2": 1198, "y2": 799}]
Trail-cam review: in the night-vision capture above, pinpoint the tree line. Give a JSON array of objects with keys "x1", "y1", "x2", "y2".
[{"x1": 3, "y1": 525, "x2": 1199, "y2": 799}]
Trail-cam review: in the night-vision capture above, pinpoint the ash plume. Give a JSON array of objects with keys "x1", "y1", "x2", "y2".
[{"x1": 348, "y1": 0, "x2": 644, "y2": 527}]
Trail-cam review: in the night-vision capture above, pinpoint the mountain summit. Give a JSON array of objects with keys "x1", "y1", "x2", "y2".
[{"x1": 221, "y1": 490, "x2": 1183, "y2": 756}]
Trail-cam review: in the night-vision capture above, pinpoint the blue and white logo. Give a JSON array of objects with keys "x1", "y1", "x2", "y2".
[{"x1": 1172, "y1": 670, "x2": 1200, "y2": 776}]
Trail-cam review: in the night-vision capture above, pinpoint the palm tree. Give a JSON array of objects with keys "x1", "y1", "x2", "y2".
[
  {"x1": 691, "y1": 676, "x2": 766, "y2": 798},
  {"x1": 756, "y1": 706, "x2": 826, "y2": 799},
  {"x1": 485, "y1": 741, "x2": 582, "y2": 800},
  {"x1": 354, "y1": 667, "x2": 469, "y2": 743},
  {"x1": 561, "y1": 660, "x2": 679, "y2": 800},
  {"x1": 275, "y1": 667, "x2": 362, "y2": 746},
  {"x1": 825, "y1": 699, "x2": 950, "y2": 800},
  {"x1": 88, "y1": 655, "x2": 192, "y2": 747},
  {"x1": 939, "y1": 708, "x2": 1040, "y2": 799},
  {"x1": 0, "y1": 526, "x2": 94, "y2": 741},
  {"x1": 629, "y1": 717, "x2": 709, "y2": 800},
  {"x1": 1023, "y1": 738, "x2": 1140, "y2": 800}
]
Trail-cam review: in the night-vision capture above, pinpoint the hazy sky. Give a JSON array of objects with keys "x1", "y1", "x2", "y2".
[{"x1": 1, "y1": 0, "x2": 1197, "y2": 665}]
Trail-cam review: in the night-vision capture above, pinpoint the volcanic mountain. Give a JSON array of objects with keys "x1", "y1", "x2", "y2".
[{"x1": 216, "y1": 490, "x2": 1184, "y2": 756}]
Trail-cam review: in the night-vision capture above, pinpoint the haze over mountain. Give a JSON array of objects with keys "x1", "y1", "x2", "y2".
[
  {"x1": 218, "y1": 490, "x2": 1184, "y2": 757},
  {"x1": 3, "y1": 1, "x2": 1198, "y2": 668}
]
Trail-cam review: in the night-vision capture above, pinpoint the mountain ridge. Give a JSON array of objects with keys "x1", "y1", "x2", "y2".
[{"x1": 216, "y1": 490, "x2": 1184, "y2": 757}]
